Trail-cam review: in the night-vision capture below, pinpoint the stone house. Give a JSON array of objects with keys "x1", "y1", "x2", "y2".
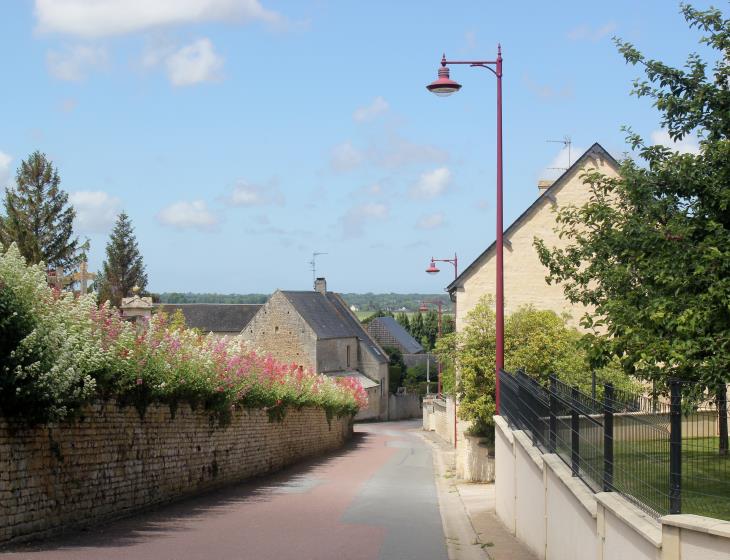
[
  {"x1": 156, "y1": 303, "x2": 262, "y2": 338},
  {"x1": 447, "y1": 143, "x2": 620, "y2": 331},
  {"x1": 240, "y1": 279, "x2": 389, "y2": 421},
  {"x1": 367, "y1": 316, "x2": 424, "y2": 356}
]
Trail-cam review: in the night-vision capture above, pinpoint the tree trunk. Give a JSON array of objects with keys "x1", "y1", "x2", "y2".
[{"x1": 718, "y1": 384, "x2": 728, "y2": 457}]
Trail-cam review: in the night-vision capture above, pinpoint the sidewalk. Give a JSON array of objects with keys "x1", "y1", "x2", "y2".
[{"x1": 418, "y1": 430, "x2": 537, "y2": 560}]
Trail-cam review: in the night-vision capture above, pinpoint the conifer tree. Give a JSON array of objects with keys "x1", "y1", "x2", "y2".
[
  {"x1": 0, "y1": 151, "x2": 85, "y2": 269},
  {"x1": 395, "y1": 312, "x2": 411, "y2": 332},
  {"x1": 96, "y1": 212, "x2": 147, "y2": 307}
]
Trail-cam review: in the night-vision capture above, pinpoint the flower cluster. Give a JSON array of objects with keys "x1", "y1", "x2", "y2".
[{"x1": 0, "y1": 244, "x2": 366, "y2": 423}]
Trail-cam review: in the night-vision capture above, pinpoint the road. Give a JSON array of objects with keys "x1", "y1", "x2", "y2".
[{"x1": 4, "y1": 420, "x2": 449, "y2": 560}]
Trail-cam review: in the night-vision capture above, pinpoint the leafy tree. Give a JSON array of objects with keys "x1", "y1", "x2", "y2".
[
  {"x1": 384, "y1": 345, "x2": 405, "y2": 393},
  {"x1": 0, "y1": 151, "x2": 86, "y2": 270},
  {"x1": 395, "y1": 312, "x2": 411, "y2": 331},
  {"x1": 434, "y1": 296, "x2": 637, "y2": 437},
  {"x1": 411, "y1": 312, "x2": 425, "y2": 343},
  {"x1": 96, "y1": 212, "x2": 148, "y2": 307},
  {"x1": 423, "y1": 309, "x2": 439, "y2": 350},
  {"x1": 535, "y1": 4, "x2": 729, "y2": 451}
]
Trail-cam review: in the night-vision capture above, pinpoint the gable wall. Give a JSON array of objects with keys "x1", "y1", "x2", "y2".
[
  {"x1": 316, "y1": 337, "x2": 359, "y2": 373},
  {"x1": 456, "y1": 153, "x2": 619, "y2": 332},
  {"x1": 239, "y1": 291, "x2": 317, "y2": 370}
]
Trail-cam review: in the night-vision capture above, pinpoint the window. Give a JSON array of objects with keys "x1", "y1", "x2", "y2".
[
  {"x1": 275, "y1": 326, "x2": 279, "y2": 333},
  {"x1": 346, "y1": 345, "x2": 351, "y2": 368}
]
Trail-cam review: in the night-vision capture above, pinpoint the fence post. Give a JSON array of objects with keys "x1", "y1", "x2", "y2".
[
  {"x1": 669, "y1": 380, "x2": 682, "y2": 514},
  {"x1": 571, "y1": 385, "x2": 580, "y2": 476},
  {"x1": 592, "y1": 370, "x2": 597, "y2": 401},
  {"x1": 549, "y1": 375, "x2": 557, "y2": 453},
  {"x1": 603, "y1": 383, "x2": 614, "y2": 491}
]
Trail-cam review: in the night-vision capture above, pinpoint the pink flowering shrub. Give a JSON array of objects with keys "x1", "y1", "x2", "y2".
[{"x1": 0, "y1": 245, "x2": 366, "y2": 423}]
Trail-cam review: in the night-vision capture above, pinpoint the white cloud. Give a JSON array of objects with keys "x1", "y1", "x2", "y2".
[
  {"x1": 416, "y1": 212, "x2": 445, "y2": 230},
  {"x1": 157, "y1": 200, "x2": 219, "y2": 230},
  {"x1": 35, "y1": 0, "x2": 283, "y2": 38},
  {"x1": 69, "y1": 190, "x2": 122, "y2": 233},
  {"x1": 372, "y1": 134, "x2": 448, "y2": 169},
  {"x1": 59, "y1": 97, "x2": 77, "y2": 113},
  {"x1": 229, "y1": 180, "x2": 284, "y2": 206},
  {"x1": 410, "y1": 167, "x2": 451, "y2": 200},
  {"x1": 159, "y1": 38, "x2": 223, "y2": 86},
  {"x1": 539, "y1": 144, "x2": 586, "y2": 180},
  {"x1": 0, "y1": 151, "x2": 12, "y2": 190},
  {"x1": 330, "y1": 141, "x2": 364, "y2": 172},
  {"x1": 341, "y1": 202, "x2": 389, "y2": 237},
  {"x1": 567, "y1": 22, "x2": 616, "y2": 42},
  {"x1": 523, "y1": 74, "x2": 573, "y2": 100},
  {"x1": 650, "y1": 129, "x2": 700, "y2": 155},
  {"x1": 353, "y1": 96, "x2": 389, "y2": 123},
  {"x1": 46, "y1": 45, "x2": 108, "y2": 81}
]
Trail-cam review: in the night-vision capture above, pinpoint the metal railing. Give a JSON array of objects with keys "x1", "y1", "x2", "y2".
[{"x1": 499, "y1": 369, "x2": 730, "y2": 520}]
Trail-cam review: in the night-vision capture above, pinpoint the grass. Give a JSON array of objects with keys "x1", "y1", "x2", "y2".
[{"x1": 566, "y1": 434, "x2": 730, "y2": 521}]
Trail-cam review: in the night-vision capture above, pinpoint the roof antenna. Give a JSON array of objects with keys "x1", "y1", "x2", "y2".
[
  {"x1": 310, "y1": 252, "x2": 327, "y2": 290},
  {"x1": 546, "y1": 135, "x2": 572, "y2": 172}
]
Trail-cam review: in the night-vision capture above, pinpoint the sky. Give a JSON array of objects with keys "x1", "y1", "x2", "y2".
[{"x1": 0, "y1": 0, "x2": 719, "y2": 294}]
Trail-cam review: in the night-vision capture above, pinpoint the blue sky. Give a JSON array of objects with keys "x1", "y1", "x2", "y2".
[{"x1": 0, "y1": 1, "x2": 719, "y2": 294}]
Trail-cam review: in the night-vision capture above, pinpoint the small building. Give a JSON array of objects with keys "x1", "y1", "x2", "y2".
[
  {"x1": 240, "y1": 278, "x2": 389, "y2": 421},
  {"x1": 367, "y1": 316, "x2": 424, "y2": 355},
  {"x1": 447, "y1": 143, "x2": 620, "y2": 331},
  {"x1": 156, "y1": 304, "x2": 262, "y2": 338}
]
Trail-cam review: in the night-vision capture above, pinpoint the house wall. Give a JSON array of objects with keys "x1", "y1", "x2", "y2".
[
  {"x1": 455, "y1": 151, "x2": 619, "y2": 331},
  {"x1": 240, "y1": 291, "x2": 317, "y2": 369},
  {"x1": 0, "y1": 401, "x2": 352, "y2": 546},
  {"x1": 358, "y1": 345, "x2": 388, "y2": 419},
  {"x1": 316, "y1": 337, "x2": 359, "y2": 374},
  {"x1": 494, "y1": 416, "x2": 730, "y2": 560}
]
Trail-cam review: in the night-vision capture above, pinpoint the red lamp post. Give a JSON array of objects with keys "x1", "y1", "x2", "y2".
[
  {"x1": 425, "y1": 254, "x2": 459, "y2": 448},
  {"x1": 426, "y1": 46, "x2": 504, "y2": 414}
]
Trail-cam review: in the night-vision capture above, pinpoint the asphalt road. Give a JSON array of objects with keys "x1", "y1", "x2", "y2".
[{"x1": 3, "y1": 420, "x2": 448, "y2": 560}]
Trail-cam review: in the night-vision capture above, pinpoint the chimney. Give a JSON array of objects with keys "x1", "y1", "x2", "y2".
[
  {"x1": 314, "y1": 277, "x2": 327, "y2": 294},
  {"x1": 538, "y1": 179, "x2": 554, "y2": 196}
]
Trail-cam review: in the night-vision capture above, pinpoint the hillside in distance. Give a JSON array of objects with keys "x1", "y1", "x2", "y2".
[{"x1": 156, "y1": 292, "x2": 453, "y2": 313}]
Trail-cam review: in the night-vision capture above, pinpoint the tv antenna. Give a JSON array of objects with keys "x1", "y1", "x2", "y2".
[
  {"x1": 310, "y1": 252, "x2": 327, "y2": 289},
  {"x1": 546, "y1": 135, "x2": 572, "y2": 171}
]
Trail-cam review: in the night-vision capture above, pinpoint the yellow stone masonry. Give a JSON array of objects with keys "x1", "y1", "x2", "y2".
[{"x1": 0, "y1": 401, "x2": 352, "y2": 545}]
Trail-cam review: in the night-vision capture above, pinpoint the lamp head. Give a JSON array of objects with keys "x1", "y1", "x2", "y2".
[
  {"x1": 426, "y1": 259, "x2": 440, "y2": 274},
  {"x1": 426, "y1": 55, "x2": 461, "y2": 97}
]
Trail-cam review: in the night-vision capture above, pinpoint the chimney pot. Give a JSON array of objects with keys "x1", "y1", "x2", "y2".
[{"x1": 538, "y1": 179, "x2": 554, "y2": 195}]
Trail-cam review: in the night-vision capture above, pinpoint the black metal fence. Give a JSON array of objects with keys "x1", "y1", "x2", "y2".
[{"x1": 499, "y1": 370, "x2": 730, "y2": 521}]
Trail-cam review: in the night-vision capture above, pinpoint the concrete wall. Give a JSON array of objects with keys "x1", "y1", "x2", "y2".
[
  {"x1": 494, "y1": 416, "x2": 730, "y2": 560},
  {"x1": 0, "y1": 401, "x2": 352, "y2": 545},
  {"x1": 454, "y1": 148, "x2": 619, "y2": 331},
  {"x1": 388, "y1": 393, "x2": 421, "y2": 421},
  {"x1": 456, "y1": 435, "x2": 495, "y2": 483},
  {"x1": 240, "y1": 291, "x2": 317, "y2": 369}
]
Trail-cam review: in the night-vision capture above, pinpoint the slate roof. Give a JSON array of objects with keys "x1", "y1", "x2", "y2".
[
  {"x1": 367, "y1": 316, "x2": 424, "y2": 355},
  {"x1": 280, "y1": 290, "x2": 388, "y2": 364},
  {"x1": 446, "y1": 143, "x2": 619, "y2": 295},
  {"x1": 157, "y1": 304, "x2": 262, "y2": 333}
]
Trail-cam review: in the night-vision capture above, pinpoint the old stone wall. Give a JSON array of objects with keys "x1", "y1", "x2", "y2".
[
  {"x1": 0, "y1": 401, "x2": 352, "y2": 545},
  {"x1": 240, "y1": 291, "x2": 317, "y2": 369}
]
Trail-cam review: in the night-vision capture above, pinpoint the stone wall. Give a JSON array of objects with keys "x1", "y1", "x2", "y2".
[
  {"x1": 0, "y1": 401, "x2": 352, "y2": 545},
  {"x1": 388, "y1": 393, "x2": 421, "y2": 421}
]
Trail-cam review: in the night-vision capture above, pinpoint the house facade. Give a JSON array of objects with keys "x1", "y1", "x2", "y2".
[
  {"x1": 447, "y1": 143, "x2": 620, "y2": 331},
  {"x1": 240, "y1": 279, "x2": 389, "y2": 420}
]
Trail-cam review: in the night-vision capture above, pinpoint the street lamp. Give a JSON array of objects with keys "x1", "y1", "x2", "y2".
[
  {"x1": 426, "y1": 47, "x2": 504, "y2": 414},
  {"x1": 425, "y1": 254, "x2": 459, "y2": 448}
]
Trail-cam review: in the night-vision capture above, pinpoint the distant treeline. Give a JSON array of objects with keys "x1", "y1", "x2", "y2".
[
  {"x1": 158, "y1": 293, "x2": 268, "y2": 304},
  {"x1": 156, "y1": 292, "x2": 452, "y2": 312}
]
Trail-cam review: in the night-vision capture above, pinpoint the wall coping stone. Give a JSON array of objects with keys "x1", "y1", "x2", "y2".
[
  {"x1": 542, "y1": 453, "x2": 598, "y2": 518},
  {"x1": 493, "y1": 415, "x2": 514, "y2": 444},
  {"x1": 596, "y1": 492, "x2": 662, "y2": 548},
  {"x1": 512, "y1": 430, "x2": 544, "y2": 470},
  {"x1": 661, "y1": 514, "x2": 730, "y2": 539}
]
